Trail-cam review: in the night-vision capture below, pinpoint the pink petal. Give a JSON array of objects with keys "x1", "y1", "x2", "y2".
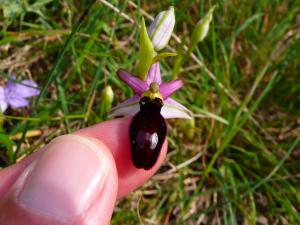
[
  {"x1": 110, "y1": 95, "x2": 140, "y2": 111},
  {"x1": 146, "y1": 62, "x2": 162, "y2": 85},
  {"x1": 159, "y1": 79, "x2": 183, "y2": 99},
  {"x1": 117, "y1": 69, "x2": 148, "y2": 94},
  {"x1": 110, "y1": 95, "x2": 140, "y2": 118},
  {"x1": 161, "y1": 98, "x2": 192, "y2": 119},
  {"x1": 0, "y1": 87, "x2": 8, "y2": 112}
]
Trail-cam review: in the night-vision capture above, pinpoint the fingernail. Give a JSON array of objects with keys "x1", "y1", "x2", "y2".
[{"x1": 18, "y1": 135, "x2": 109, "y2": 221}]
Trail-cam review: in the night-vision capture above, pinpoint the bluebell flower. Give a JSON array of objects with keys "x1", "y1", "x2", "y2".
[{"x1": 0, "y1": 78, "x2": 40, "y2": 112}]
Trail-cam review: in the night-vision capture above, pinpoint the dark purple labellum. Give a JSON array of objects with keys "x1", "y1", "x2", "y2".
[{"x1": 129, "y1": 96, "x2": 167, "y2": 170}]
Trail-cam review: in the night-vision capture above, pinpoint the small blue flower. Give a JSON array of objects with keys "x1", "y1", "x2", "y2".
[{"x1": 0, "y1": 78, "x2": 40, "y2": 112}]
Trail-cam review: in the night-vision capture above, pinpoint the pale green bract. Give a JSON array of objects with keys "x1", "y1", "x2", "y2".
[{"x1": 137, "y1": 18, "x2": 155, "y2": 81}]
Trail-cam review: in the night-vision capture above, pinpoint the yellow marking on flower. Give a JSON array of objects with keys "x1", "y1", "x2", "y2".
[{"x1": 142, "y1": 82, "x2": 163, "y2": 100}]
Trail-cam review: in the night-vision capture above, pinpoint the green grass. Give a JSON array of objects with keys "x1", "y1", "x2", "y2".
[{"x1": 1, "y1": 0, "x2": 300, "y2": 224}]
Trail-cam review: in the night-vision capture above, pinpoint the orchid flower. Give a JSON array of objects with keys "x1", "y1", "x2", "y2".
[
  {"x1": 0, "y1": 78, "x2": 40, "y2": 112},
  {"x1": 110, "y1": 62, "x2": 192, "y2": 119}
]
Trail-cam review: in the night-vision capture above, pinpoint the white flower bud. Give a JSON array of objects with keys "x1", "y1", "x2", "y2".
[{"x1": 148, "y1": 7, "x2": 175, "y2": 51}]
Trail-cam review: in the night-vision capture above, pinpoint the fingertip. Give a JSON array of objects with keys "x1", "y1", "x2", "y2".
[
  {"x1": 0, "y1": 116, "x2": 168, "y2": 225},
  {"x1": 0, "y1": 135, "x2": 118, "y2": 225},
  {"x1": 75, "y1": 117, "x2": 168, "y2": 198}
]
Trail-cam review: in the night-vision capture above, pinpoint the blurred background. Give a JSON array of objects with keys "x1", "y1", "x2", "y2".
[{"x1": 1, "y1": 0, "x2": 300, "y2": 224}]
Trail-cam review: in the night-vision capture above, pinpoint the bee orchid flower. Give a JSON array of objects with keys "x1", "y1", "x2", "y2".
[
  {"x1": 110, "y1": 62, "x2": 192, "y2": 120},
  {"x1": 110, "y1": 7, "x2": 192, "y2": 170}
]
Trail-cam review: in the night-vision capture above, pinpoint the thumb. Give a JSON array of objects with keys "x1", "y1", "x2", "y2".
[{"x1": 0, "y1": 134, "x2": 118, "y2": 225}]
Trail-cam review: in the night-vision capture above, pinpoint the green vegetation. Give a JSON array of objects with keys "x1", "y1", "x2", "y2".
[{"x1": 1, "y1": 0, "x2": 300, "y2": 224}]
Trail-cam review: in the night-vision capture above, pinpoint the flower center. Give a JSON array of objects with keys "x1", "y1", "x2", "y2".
[
  {"x1": 149, "y1": 82, "x2": 159, "y2": 93},
  {"x1": 142, "y1": 82, "x2": 163, "y2": 101}
]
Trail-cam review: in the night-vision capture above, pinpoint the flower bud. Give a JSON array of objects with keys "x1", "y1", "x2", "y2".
[
  {"x1": 179, "y1": 117, "x2": 195, "y2": 140},
  {"x1": 99, "y1": 85, "x2": 114, "y2": 118},
  {"x1": 188, "y1": 6, "x2": 216, "y2": 54},
  {"x1": 148, "y1": 7, "x2": 175, "y2": 51},
  {"x1": 102, "y1": 85, "x2": 113, "y2": 105}
]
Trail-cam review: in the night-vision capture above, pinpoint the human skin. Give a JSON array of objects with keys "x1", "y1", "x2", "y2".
[{"x1": 0, "y1": 117, "x2": 167, "y2": 225}]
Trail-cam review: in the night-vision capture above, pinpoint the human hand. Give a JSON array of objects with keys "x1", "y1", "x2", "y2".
[{"x1": 0, "y1": 117, "x2": 167, "y2": 225}]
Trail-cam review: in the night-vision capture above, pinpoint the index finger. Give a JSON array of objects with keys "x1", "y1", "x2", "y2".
[
  {"x1": 75, "y1": 117, "x2": 168, "y2": 198},
  {"x1": 0, "y1": 117, "x2": 167, "y2": 199}
]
